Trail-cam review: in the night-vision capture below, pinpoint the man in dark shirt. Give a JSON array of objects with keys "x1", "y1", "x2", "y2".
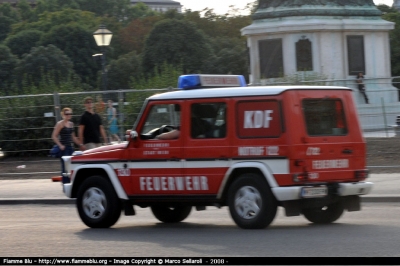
[{"x1": 78, "y1": 97, "x2": 108, "y2": 150}]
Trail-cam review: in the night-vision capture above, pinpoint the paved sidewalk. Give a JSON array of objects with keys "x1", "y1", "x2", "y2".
[{"x1": 0, "y1": 174, "x2": 399, "y2": 204}]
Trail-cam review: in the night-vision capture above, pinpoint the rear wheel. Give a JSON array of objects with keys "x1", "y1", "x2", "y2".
[
  {"x1": 302, "y1": 201, "x2": 344, "y2": 224},
  {"x1": 77, "y1": 176, "x2": 121, "y2": 228},
  {"x1": 151, "y1": 205, "x2": 192, "y2": 223},
  {"x1": 228, "y1": 174, "x2": 277, "y2": 229}
]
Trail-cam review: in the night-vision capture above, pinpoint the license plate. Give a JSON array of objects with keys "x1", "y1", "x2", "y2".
[{"x1": 301, "y1": 186, "x2": 328, "y2": 198}]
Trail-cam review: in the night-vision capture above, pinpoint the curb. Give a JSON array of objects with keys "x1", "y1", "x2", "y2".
[
  {"x1": 361, "y1": 196, "x2": 400, "y2": 203},
  {"x1": 0, "y1": 197, "x2": 399, "y2": 205},
  {"x1": 0, "y1": 198, "x2": 75, "y2": 205}
]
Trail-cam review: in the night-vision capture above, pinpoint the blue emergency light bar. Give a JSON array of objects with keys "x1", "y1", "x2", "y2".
[{"x1": 177, "y1": 74, "x2": 247, "y2": 90}]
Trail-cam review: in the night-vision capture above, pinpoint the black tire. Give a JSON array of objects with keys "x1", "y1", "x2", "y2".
[
  {"x1": 228, "y1": 174, "x2": 277, "y2": 229},
  {"x1": 151, "y1": 205, "x2": 192, "y2": 223},
  {"x1": 302, "y1": 201, "x2": 344, "y2": 224},
  {"x1": 77, "y1": 176, "x2": 121, "y2": 228}
]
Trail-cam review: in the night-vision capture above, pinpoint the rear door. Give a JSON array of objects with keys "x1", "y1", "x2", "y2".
[{"x1": 293, "y1": 89, "x2": 365, "y2": 183}]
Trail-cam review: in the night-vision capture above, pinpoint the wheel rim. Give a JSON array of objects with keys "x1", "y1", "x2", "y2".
[
  {"x1": 82, "y1": 187, "x2": 107, "y2": 219},
  {"x1": 234, "y1": 186, "x2": 262, "y2": 219}
]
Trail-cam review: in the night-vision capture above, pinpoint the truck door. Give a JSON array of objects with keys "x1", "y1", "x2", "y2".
[
  {"x1": 182, "y1": 100, "x2": 231, "y2": 196},
  {"x1": 124, "y1": 101, "x2": 184, "y2": 196}
]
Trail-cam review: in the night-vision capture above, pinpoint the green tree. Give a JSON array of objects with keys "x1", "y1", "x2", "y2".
[
  {"x1": 34, "y1": 0, "x2": 60, "y2": 16},
  {"x1": 383, "y1": 12, "x2": 400, "y2": 76},
  {"x1": 125, "y1": 2, "x2": 157, "y2": 20},
  {"x1": 75, "y1": 0, "x2": 115, "y2": 16},
  {"x1": 0, "y1": 15, "x2": 15, "y2": 42},
  {"x1": 40, "y1": 24, "x2": 99, "y2": 86},
  {"x1": 142, "y1": 19, "x2": 212, "y2": 74},
  {"x1": 5, "y1": 30, "x2": 44, "y2": 58},
  {"x1": 15, "y1": 44, "x2": 75, "y2": 88},
  {"x1": 107, "y1": 51, "x2": 142, "y2": 90},
  {"x1": 11, "y1": 9, "x2": 100, "y2": 34},
  {"x1": 57, "y1": 0, "x2": 80, "y2": 10},
  {"x1": 0, "y1": 45, "x2": 18, "y2": 95},
  {"x1": 203, "y1": 39, "x2": 249, "y2": 77},
  {"x1": 17, "y1": 0, "x2": 34, "y2": 21},
  {"x1": 0, "y1": 3, "x2": 20, "y2": 21},
  {"x1": 377, "y1": 4, "x2": 398, "y2": 14},
  {"x1": 184, "y1": 9, "x2": 251, "y2": 40},
  {"x1": 162, "y1": 9, "x2": 184, "y2": 20},
  {"x1": 116, "y1": 15, "x2": 162, "y2": 55}
]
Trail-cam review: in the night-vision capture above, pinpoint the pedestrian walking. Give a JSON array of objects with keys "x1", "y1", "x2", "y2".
[
  {"x1": 51, "y1": 107, "x2": 83, "y2": 180},
  {"x1": 78, "y1": 97, "x2": 108, "y2": 150},
  {"x1": 107, "y1": 100, "x2": 121, "y2": 143}
]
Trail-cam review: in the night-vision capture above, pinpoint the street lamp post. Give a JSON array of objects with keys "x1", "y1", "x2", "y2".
[{"x1": 93, "y1": 25, "x2": 113, "y2": 96}]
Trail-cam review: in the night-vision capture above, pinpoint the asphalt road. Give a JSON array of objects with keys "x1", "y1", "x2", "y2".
[{"x1": 0, "y1": 203, "x2": 400, "y2": 258}]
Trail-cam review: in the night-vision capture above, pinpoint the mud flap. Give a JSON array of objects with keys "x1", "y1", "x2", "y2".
[
  {"x1": 343, "y1": 195, "x2": 361, "y2": 212},
  {"x1": 282, "y1": 201, "x2": 301, "y2": 216},
  {"x1": 124, "y1": 202, "x2": 135, "y2": 216}
]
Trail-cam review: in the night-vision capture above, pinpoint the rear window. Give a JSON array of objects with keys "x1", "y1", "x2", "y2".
[{"x1": 303, "y1": 99, "x2": 347, "y2": 136}]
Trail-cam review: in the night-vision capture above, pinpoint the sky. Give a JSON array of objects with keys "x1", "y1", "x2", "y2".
[{"x1": 177, "y1": 0, "x2": 394, "y2": 15}]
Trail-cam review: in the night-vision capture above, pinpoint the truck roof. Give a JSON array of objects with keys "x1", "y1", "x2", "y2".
[{"x1": 148, "y1": 86, "x2": 351, "y2": 100}]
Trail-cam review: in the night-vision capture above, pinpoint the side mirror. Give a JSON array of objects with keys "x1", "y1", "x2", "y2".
[
  {"x1": 125, "y1": 130, "x2": 131, "y2": 141},
  {"x1": 125, "y1": 130, "x2": 138, "y2": 141},
  {"x1": 131, "y1": 130, "x2": 138, "y2": 139}
]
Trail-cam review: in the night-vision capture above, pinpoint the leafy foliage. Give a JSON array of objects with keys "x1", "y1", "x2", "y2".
[
  {"x1": 0, "y1": 15, "x2": 15, "y2": 42},
  {"x1": 377, "y1": 4, "x2": 398, "y2": 14},
  {"x1": 0, "y1": 2, "x2": 19, "y2": 21},
  {"x1": 0, "y1": 45, "x2": 18, "y2": 95},
  {"x1": 11, "y1": 8, "x2": 100, "y2": 34},
  {"x1": 107, "y1": 51, "x2": 142, "y2": 90},
  {"x1": 116, "y1": 15, "x2": 162, "y2": 55},
  {"x1": 383, "y1": 11, "x2": 400, "y2": 77},
  {"x1": 15, "y1": 45, "x2": 75, "y2": 88},
  {"x1": 203, "y1": 37, "x2": 249, "y2": 77},
  {"x1": 4, "y1": 29, "x2": 43, "y2": 58},
  {"x1": 17, "y1": 0, "x2": 34, "y2": 21},
  {"x1": 40, "y1": 24, "x2": 99, "y2": 87},
  {"x1": 142, "y1": 19, "x2": 212, "y2": 75}
]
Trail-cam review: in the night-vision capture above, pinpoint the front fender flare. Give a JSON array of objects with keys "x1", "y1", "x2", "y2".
[{"x1": 72, "y1": 164, "x2": 128, "y2": 200}]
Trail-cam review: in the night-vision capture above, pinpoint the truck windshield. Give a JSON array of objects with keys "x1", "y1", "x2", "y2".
[{"x1": 141, "y1": 104, "x2": 181, "y2": 134}]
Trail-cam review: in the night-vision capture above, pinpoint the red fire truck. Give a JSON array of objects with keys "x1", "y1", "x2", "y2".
[{"x1": 62, "y1": 74, "x2": 372, "y2": 229}]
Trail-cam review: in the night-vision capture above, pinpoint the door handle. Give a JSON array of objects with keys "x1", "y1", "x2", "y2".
[{"x1": 342, "y1": 149, "x2": 353, "y2": 154}]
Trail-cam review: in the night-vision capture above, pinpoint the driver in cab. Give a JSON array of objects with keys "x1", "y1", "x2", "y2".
[
  {"x1": 156, "y1": 127, "x2": 180, "y2": 140},
  {"x1": 155, "y1": 104, "x2": 214, "y2": 140}
]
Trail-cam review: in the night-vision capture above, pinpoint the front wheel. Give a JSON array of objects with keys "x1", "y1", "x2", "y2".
[
  {"x1": 77, "y1": 176, "x2": 121, "y2": 228},
  {"x1": 302, "y1": 201, "x2": 344, "y2": 224},
  {"x1": 228, "y1": 174, "x2": 277, "y2": 229},
  {"x1": 151, "y1": 205, "x2": 192, "y2": 223}
]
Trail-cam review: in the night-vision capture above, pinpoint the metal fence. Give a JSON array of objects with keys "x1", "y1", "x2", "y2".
[
  {"x1": 1, "y1": 77, "x2": 400, "y2": 157},
  {"x1": 0, "y1": 88, "x2": 170, "y2": 156}
]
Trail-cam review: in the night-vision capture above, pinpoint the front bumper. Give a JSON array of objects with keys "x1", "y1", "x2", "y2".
[
  {"x1": 63, "y1": 183, "x2": 73, "y2": 198},
  {"x1": 272, "y1": 182, "x2": 373, "y2": 201}
]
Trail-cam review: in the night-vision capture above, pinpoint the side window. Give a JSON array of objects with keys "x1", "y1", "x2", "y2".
[
  {"x1": 303, "y1": 99, "x2": 347, "y2": 136},
  {"x1": 140, "y1": 103, "x2": 180, "y2": 137},
  {"x1": 191, "y1": 103, "x2": 226, "y2": 139},
  {"x1": 237, "y1": 100, "x2": 282, "y2": 138}
]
